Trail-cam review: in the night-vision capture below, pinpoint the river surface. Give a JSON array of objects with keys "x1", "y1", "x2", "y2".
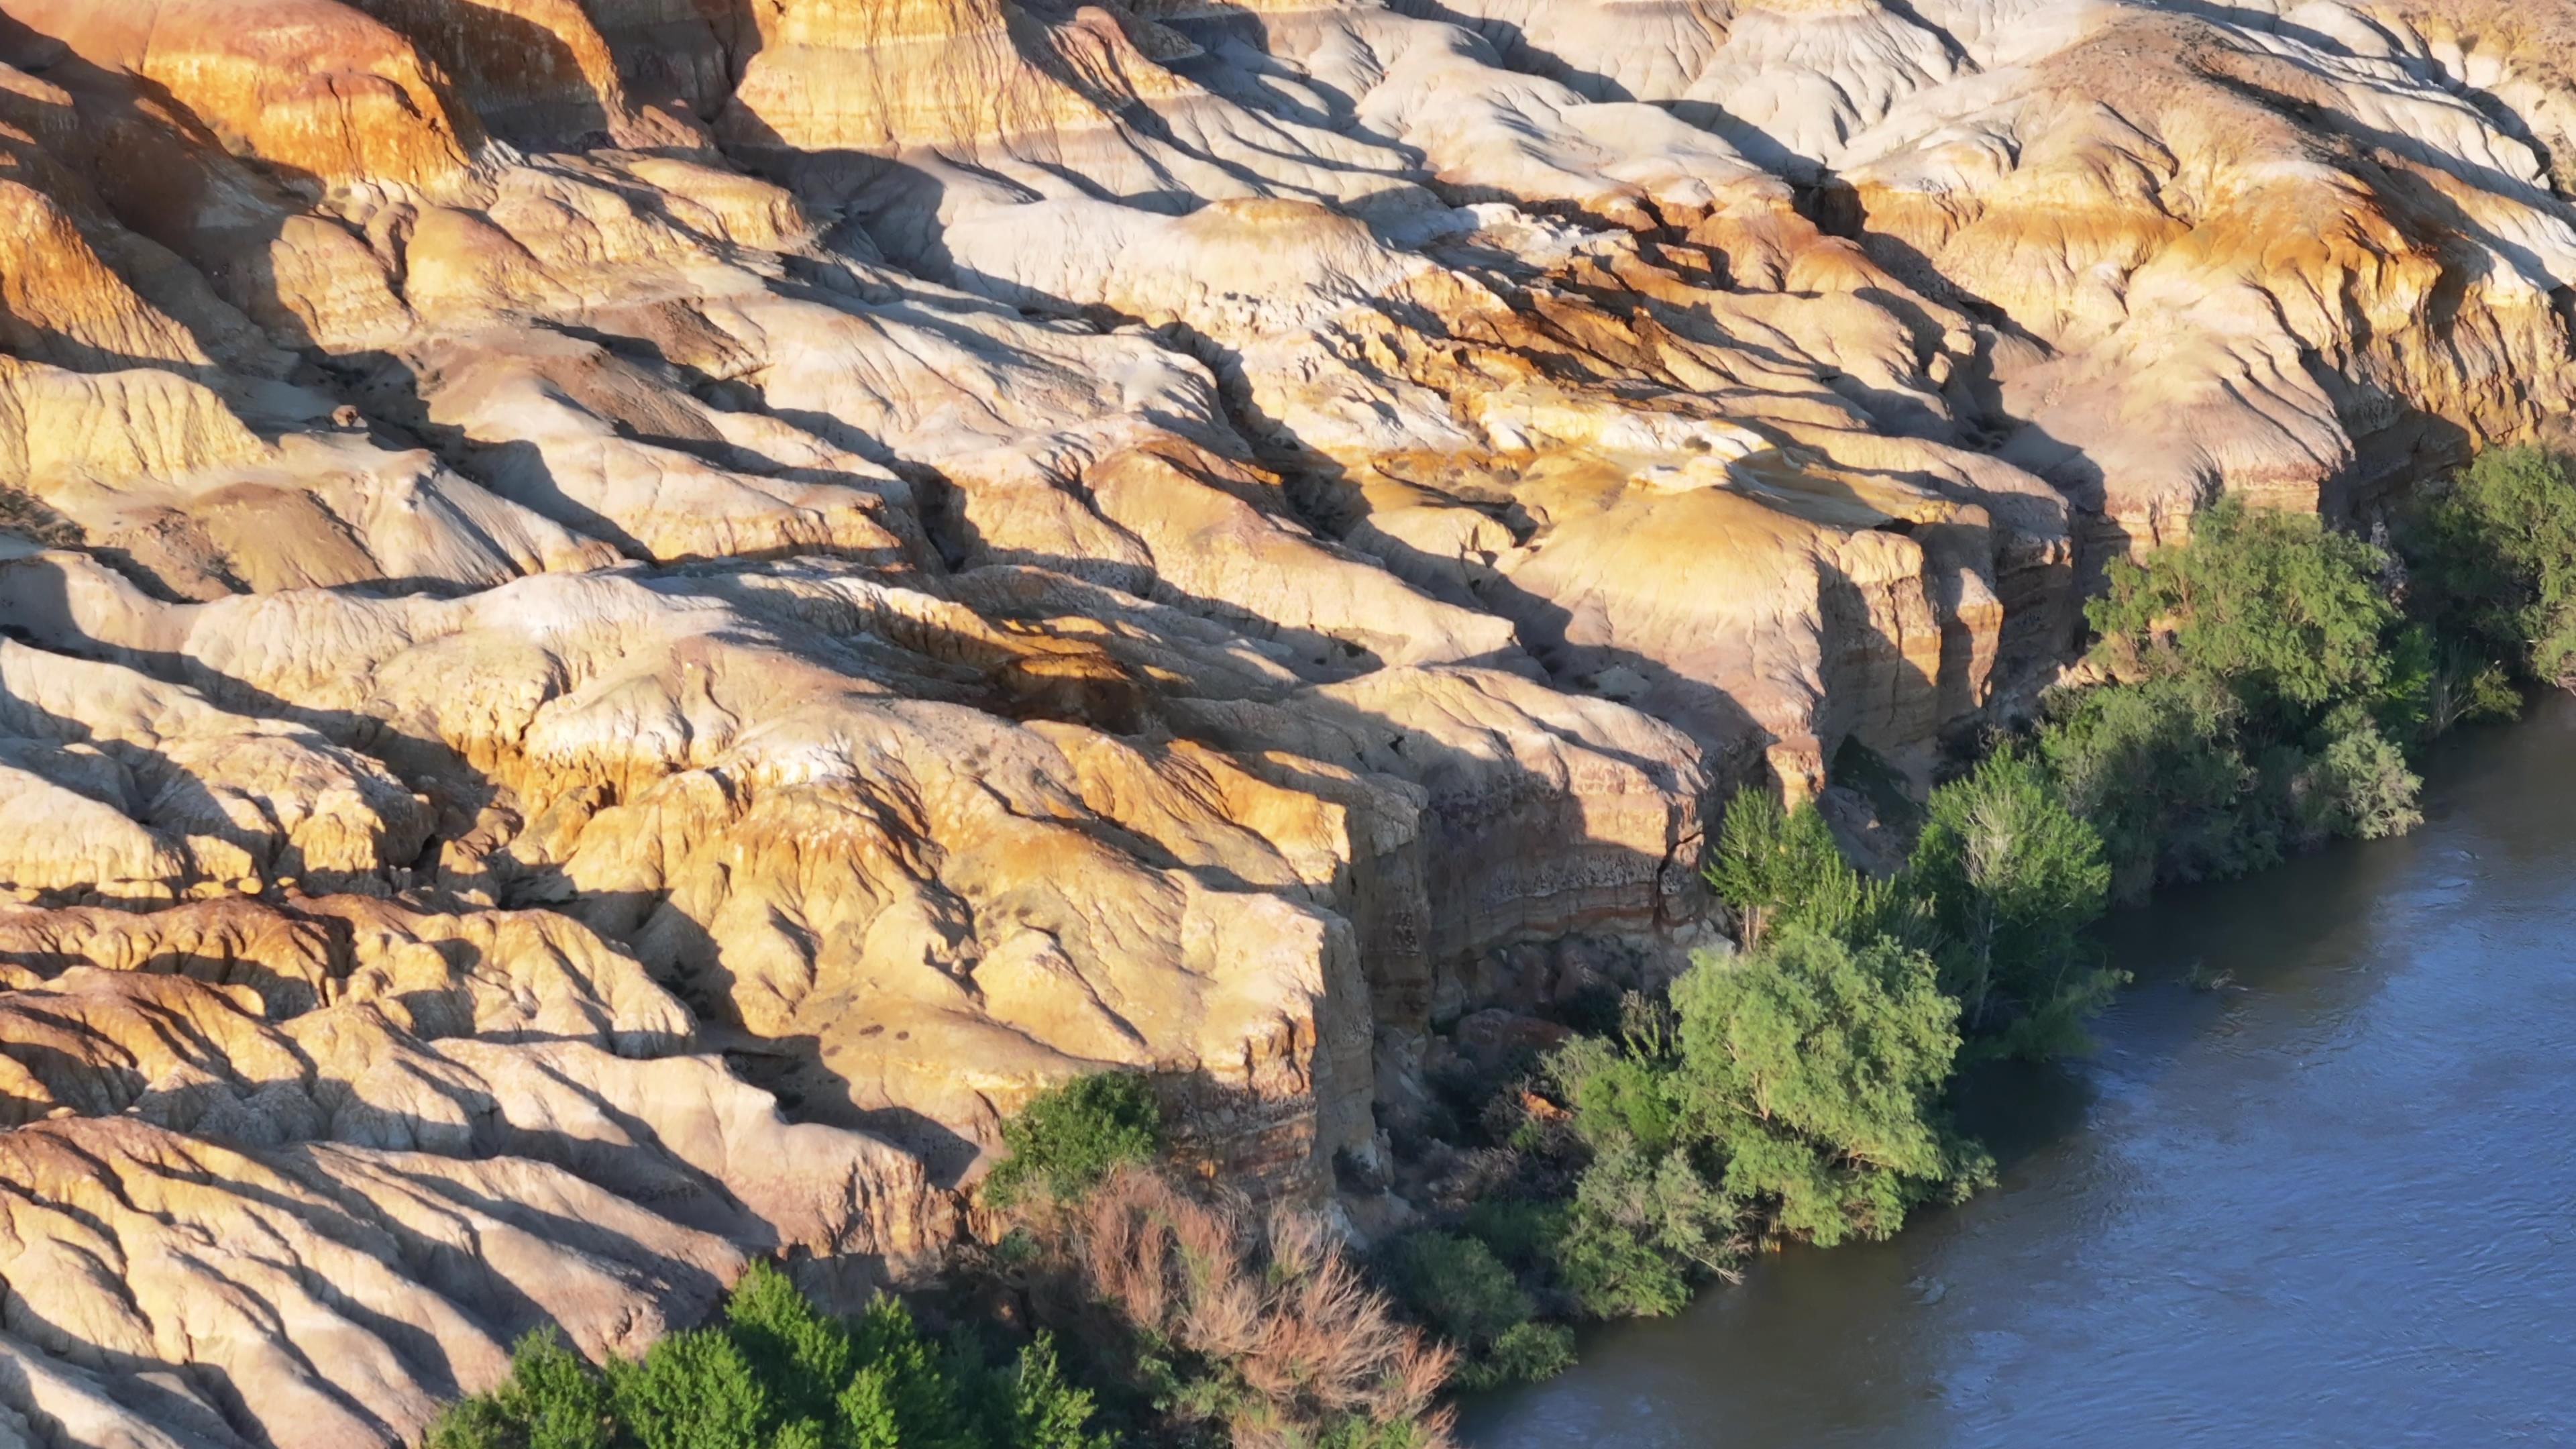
[{"x1": 1465, "y1": 696, "x2": 2576, "y2": 1448}]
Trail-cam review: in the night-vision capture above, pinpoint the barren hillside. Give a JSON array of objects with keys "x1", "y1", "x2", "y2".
[{"x1": 0, "y1": 0, "x2": 2569, "y2": 1442}]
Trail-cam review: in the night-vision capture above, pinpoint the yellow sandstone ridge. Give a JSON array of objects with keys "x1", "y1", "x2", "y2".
[{"x1": 0, "y1": 0, "x2": 2569, "y2": 1440}]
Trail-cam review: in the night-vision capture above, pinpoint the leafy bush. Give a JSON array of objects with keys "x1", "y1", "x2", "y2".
[
  {"x1": 1556, "y1": 1141, "x2": 1738, "y2": 1316},
  {"x1": 1007, "y1": 1336, "x2": 1108, "y2": 1449},
  {"x1": 725, "y1": 1259, "x2": 857, "y2": 1434},
  {"x1": 1546, "y1": 1034, "x2": 1680, "y2": 1157},
  {"x1": 604, "y1": 1330, "x2": 768, "y2": 1449},
  {"x1": 2304, "y1": 714, "x2": 2424, "y2": 842},
  {"x1": 1551, "y1": 1201, "x2": 1692, "y2": 1320},
  {"x1": 1467, "y1": 1324, "x2": 1576, "y2": 1391},
  {"x1": 2405, "y1": 443, "x2": 2576, "y2": 687},
  {"x1": 424, "y1": 1263, "x2": 1106, "y2": 1449},
  {"x1": 1668, "y1": 928, "x2": 1968, "y2": 1247},
  {"x1": 1383, "y1": 1232, "x2": 1533, "y2": 1350},
  {"x1": 1908, "y1": 747, "x2": 2117, "y2": 1058},
  {"x1": 984, "y1": 1071, "x2": 1163, "y2": 1208},
  {"x1": 1458, "y1": 1199, "x2": 1566, "y2": 1276},
  {"x1": 427, "y1": 1330, "x2": 609, "y2": 1449},
  {"x1": 2057, "y1": 497, "x2": 2434, "y2": 894},
  {"x1": 1381, "y1": 1232, "x2": 1574, "y2": 1390},
  {"x1": 2087, "y1": 498, "x2": 2403, "y2": 731},
  {"x1": 2036, "y1": 674, "x2": 2270, "y2": 898}
]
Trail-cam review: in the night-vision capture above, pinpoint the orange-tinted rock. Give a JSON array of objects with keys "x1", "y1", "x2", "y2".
[{"x1": 0, "y1": 0, "x2": 2571, "y2": 1441}]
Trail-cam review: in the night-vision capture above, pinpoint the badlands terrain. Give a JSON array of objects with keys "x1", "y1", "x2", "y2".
[{"x1": 0, "y1": 0, "x2": 2572, "y2": 1442}]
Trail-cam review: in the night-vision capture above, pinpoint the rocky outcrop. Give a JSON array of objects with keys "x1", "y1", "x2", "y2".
[
  {"x1": 0, "y1": 890, "x2": 949, "y2": 1449},
  {"x1": 0, "y1": 0, "x2": 2573, "y2": 1441}
]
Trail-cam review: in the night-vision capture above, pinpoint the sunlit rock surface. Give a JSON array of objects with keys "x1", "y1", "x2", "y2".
[{"x1": 0, "y1": 0, "x2": 2571, "y2": 1440}]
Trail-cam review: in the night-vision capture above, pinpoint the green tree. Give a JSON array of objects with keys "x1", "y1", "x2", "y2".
[
  {"x1": 983, "y1": 1072, "x2": 1163, "y2": 1208},
  {"x1": 2309, "y1": 717, "x2": 2422, "y2": 840},
  {"x1": 427, "y1": 1267, "x2": 1112, "y2": 1449},
  {"x1": 835, "y1": 1366, "x2": 903, "y2": 1449},
  {"x1": 1471, "y1": 1323, "x2": 1577, "y2": 1389},
  {"x1": 2088, "y1": 498, "x2": 2401, "y2": 730},
  {"x1": 1546, "y1": 1034, "x2": 1680, "y2": 1156},
  {"x1": 2067, "y1": 496, "x2": 2433, "y2": 885},
  {"x1": 1908, "y1": 748, "x2": 2116, "y2": 1057},
  {"x1": 1383, "y1": 1231, "x2": 1533, "y2": 1348},
  {"x1": 1558, "y1": 1140, "x2": 1738, "y2": 1311},
  {"x1": 845, "y1": 1297, "x2": 974, "y2": 1449},
  {"x1": 1668, "y1": 928, "x2": 1964, "y2": 1246},
  {"x1": 2406, "y1": 444, "x2": 2576, "y2": 686},
  {"x1": 1552, "y1": 1196, "x2": 1693, "y2": 1320},
  {"x1": 605, "y1": 1330, "x2": 769, "y2": 1449},
  {"x1": 1008, "y1": 1334, "x2": 1108, "y2": 1449},
  {"x1": 425, "y1": 1330, "x2": 610, "y2": 1449},
  {"x1": 1703, "y1": 788, "x2": 1917, "y2": 949},
  {"x1": 1379, "y1": 1228, "x2": 1575, "y2": 1385},
  {"x1": 2038, "y1": 674, "x2": 2271, "y2": 899},
  {"x1": 724, "y1": 1262, "x2": 852, "y2": 1438}
]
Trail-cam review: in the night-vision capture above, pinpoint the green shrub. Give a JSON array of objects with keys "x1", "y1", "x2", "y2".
[
  {"x1": 424, "y1": 1264, "x2": 1108, "y2": 1449},
  {"x1": 426, "y1": 1330, "x2": 610, "y2": 1449},
  {"x1": 1006, "y1": 1334, "x2": 1108, "y2": 1449},
  {"x1": 1557, "y1": 1140, "x2": 1737, "y2": 1314},
  {"x1": 2060, "y1": 496, "x2": 2434, "y2": 890},
  {"x1": 2088, "y1": 498, "x2": 2402, "y2": 732},
  {"x1": 724, "y1": 1261, "x2": 853, "y2": 1434},
  {"x1": 1384, "y1": 1232, "x2": 1533, "y2": 1349},
  {"x1": 843, "y1": 1295, "x2": 975, "y2": 1448},
  {"x1": 1703, "y1": 789, "x2": 1915, "y2": 949},
  {"x1": 604, "y1": 1330, "x2": 768, "y2": 1449},
  {"x1": 2424, "y1": 644, "x2": 2524, "y2": 735},
  {"x1": 1381, "y1": 1228, "x2": 1578, "y2": 1389},
  {"x1": 983, "y1": 1072, "x2": 1163, "y2": 1208},
  {"x1": 1552, "y1": 1200, "x2": 1693, "y2": 1320},
  {"x1": 1546, "y1": 1035, "x2": 1680, "y2": 1156},
  {"x1": 1459, "y1": 1198, "x2": 1566, "y2": 1275},
  {"x1": 2306, "y1": 715, "x2": 2423, "y2": 842},
  {"x1": 1455, "y1": 1323, "x2": 1577, "y2": 1391},
  {"x1": 837, "y1": 1367, "x2": 904, "y2": 1449},
  {"x1": 1315, "y1": 1417, "x2": 1449, "y2": 1449},
  {"x1": 1908, "y1": 747, "x2": 2117, "y2": 1058},
  {"x1": 2406, "y1": 443, "x2": 2576, "y2": 686},
  {"x1": 2037, "y1": 674, "x2": 2271, "y2": 898},
  {"x1": 1669, "y1": 928, "x2": 1966, "y2": 1247}
]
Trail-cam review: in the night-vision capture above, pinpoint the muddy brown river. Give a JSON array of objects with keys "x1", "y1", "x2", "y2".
[{"x1": 1466, "y1": 696, "x2": 2576, "y2": 1448}]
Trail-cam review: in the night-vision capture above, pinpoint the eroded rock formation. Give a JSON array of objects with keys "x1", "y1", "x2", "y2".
[{"x1": 0, "y1": 0, "x2": 2571, "y2": 1441}]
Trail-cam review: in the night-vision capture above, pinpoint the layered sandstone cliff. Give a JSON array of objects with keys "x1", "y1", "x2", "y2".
[{"x1": 0, "y1": 0, "x2": 2571, "y2": 1442}]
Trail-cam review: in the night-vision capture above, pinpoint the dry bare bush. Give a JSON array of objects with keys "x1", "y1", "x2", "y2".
[{"x1": 1051, "y1": 1166, "x2": 1458, "y2": 1448}]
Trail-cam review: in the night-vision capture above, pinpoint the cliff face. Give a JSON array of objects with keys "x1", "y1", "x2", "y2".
[{"x1": 0, "y1": 0, "x2": 2571, "y2": 1441}]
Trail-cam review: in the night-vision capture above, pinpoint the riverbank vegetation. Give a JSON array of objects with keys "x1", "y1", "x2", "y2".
[
  {"x1": 427, "y1": 1261, "x2": 1108, "y2": 1449},
  {"x1": 429, "y1": 449, "x2": 2576, "y2": 1439},
  {"x1": 433, "y1": 1077, "x2": 1458, "y2": 1449},
  {"x1": 1378, "y1": 445, "x2": 2576, "y2": 1391}
]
